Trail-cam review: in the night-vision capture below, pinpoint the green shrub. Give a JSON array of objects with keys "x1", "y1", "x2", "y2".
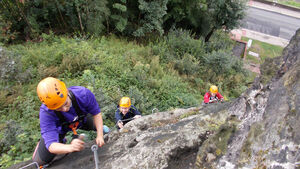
[
  {"x1": 0, "y1": 15, "x2": 18, "y2": 43},
  {"x1": 174, "y1": 54, "x2": 200, "y2": 76},
  {"x1": 151, "y1": 29, "x2": 206, "y2": 77},
  {"x1": 165, "y1": 29, "x2": 206, "y2": 60},
  {"x1": 206, "y1": 29, "x2": 235, "y2": 53},
  {"x1": 0, "y1": 120, "x2": 20, "y2": 154},
  {"x1": 0, "y1": 49, "x2": 33, "y2": 84},
  {"x1": 205, "y1": 50, "x2": 239, "y2": 75},
  {"x1": 5, "y1": 38, "x2": 100, "y2": 80}
]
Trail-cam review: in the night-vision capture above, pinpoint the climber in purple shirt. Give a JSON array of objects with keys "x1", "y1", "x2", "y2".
[{"x1": 32, "y1": 77, "x2": 109, "y2": 166}]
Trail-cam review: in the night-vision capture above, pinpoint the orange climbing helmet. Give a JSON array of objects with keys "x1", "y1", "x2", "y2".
[
  {"x1": 119, "y1": 97, "x2": 131, "y2": 108},
  {"x1": 210, "y1": 85, "x2": 218, "y2": 94},
  {"x1": 37, "y1": 77, "x2": 68, "y2": 110}
]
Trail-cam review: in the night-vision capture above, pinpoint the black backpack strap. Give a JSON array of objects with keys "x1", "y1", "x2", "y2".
[
  {"x1": 54, "y1": 111, "x2": 68, "y2": 129},
  {"x1": 68, "y1": 90, "x2": 86, "y2": 122}
]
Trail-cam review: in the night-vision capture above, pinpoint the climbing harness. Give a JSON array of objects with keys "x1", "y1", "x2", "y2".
[
  {"x1": 91, "y1": 145, "x2": 100, "y2": 169},
  {"x1": 69, "y1": 121, "x2": 80, "y2": 135}
]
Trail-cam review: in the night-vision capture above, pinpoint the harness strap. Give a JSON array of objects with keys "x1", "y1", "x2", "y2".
[
  {"x1": 69, "y1": 90, "x2": 85, "y2": 120},
  {"x1": 54, "y1": 90, "x2": 86, "y2": 134}
]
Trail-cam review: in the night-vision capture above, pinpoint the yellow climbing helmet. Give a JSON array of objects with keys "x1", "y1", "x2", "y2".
[
  {"x1": 119, "y1": 97, "x2": 131, "y2": 108},
  {"x1": 210, "y1": 85, "x2": 218, "y2": 94},
  {"x1": 37, "y1": 77, "x2": 68, "y2": 110}
]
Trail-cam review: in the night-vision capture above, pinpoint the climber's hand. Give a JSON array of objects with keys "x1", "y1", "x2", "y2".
[
  {"x1": 118, "y1": 120, "x2": 124, "y2": 129},
  {"x1": 96, "y1": 136, "x2": 105, "y2": 147},
  {"x1": 70, "y1": 139, "x2": 85, "y2": 152}
]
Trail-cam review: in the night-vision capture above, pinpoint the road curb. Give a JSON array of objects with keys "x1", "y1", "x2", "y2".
[
  {"x1": 249, "y1": 0, "x2": 300, "y2": 19},
  {"x1": 253, "y1": 0, "x2": 300, "y2": 12}
]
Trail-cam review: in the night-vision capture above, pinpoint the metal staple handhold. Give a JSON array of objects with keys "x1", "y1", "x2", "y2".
[
  {"x1": 152, "y1": 108, "x2": 158, "y2": 114},
  {"x1": 19, "y1": 162, "x2": 39, "y2": 169},
  {"x1": 91, "y1": 144, "x2": 99, "y2": 169}
]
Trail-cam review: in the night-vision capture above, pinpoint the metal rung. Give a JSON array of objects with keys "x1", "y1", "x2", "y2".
[
  {"x1": 152, "y1": 108, "x2": 158, "y2": 114},
  {"x1": 19, "y1": 162, "x2": 39, "y2": 169}
]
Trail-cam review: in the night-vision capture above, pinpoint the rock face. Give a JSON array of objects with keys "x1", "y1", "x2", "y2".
[
  {"x1": 213, "y1": 29, "x2": 300, "y2": 169},
  {"x1": 11, "y1": 29, "x2": 300, "y2": 169}
]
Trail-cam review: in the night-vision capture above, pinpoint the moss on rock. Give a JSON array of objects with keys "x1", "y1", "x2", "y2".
[{"x1": 195, "y1": 116, "x2": 239, "y2": 168}]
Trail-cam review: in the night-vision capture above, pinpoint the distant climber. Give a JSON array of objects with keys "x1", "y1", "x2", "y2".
[
  {"x1": 203, "y1": 85, "x2": 224, "y2": 104},
  {"x1": 115, "y1": 97, "x2": 142, "y2": 129},
  {"x1": 32, "y1": 77, "x2": 109, "y2": 166}
]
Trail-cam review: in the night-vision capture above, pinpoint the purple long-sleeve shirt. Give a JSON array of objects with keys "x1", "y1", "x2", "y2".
[{"x1": 39, "y1": 86, "x2": 100, "y2": 149}]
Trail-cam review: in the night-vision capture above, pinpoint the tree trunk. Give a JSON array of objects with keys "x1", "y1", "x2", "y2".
[
  {"x1": 15, "y1": 0, "x2": 32, "y2": 39},
  {"x1": 55, "y1": 0, "x2": 68, "y2": 30},
  {"x1": 76, "y1": 4, "x2": 84, "y2": 33},
  {"x1": 205, "y1": 27, "x2": 215, "y2": 42}
]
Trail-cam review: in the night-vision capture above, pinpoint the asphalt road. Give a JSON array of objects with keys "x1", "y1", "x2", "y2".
[{"x1": 241, "y1": 7, "x2": 300, "y2": 40}]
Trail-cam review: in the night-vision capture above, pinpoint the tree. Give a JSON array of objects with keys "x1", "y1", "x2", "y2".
[
  {"x1": 0, "y1": 0, "x2": 110, "y2": 41},
  {"x1": 133, "y1": 0, "x2": 168, "y2": 37},
  {"x1": 0, "y1": 0, "x2": 246, "y2": 42},
  {"x1": 164, "y1": 0, "x2": 208, "y2": 36},
  {"x1": 109, "y1": 0, "x2": 128, "y2": 33},
  {"x1": 204, "y1": 0, "x2": 246, "y2": 42}
]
